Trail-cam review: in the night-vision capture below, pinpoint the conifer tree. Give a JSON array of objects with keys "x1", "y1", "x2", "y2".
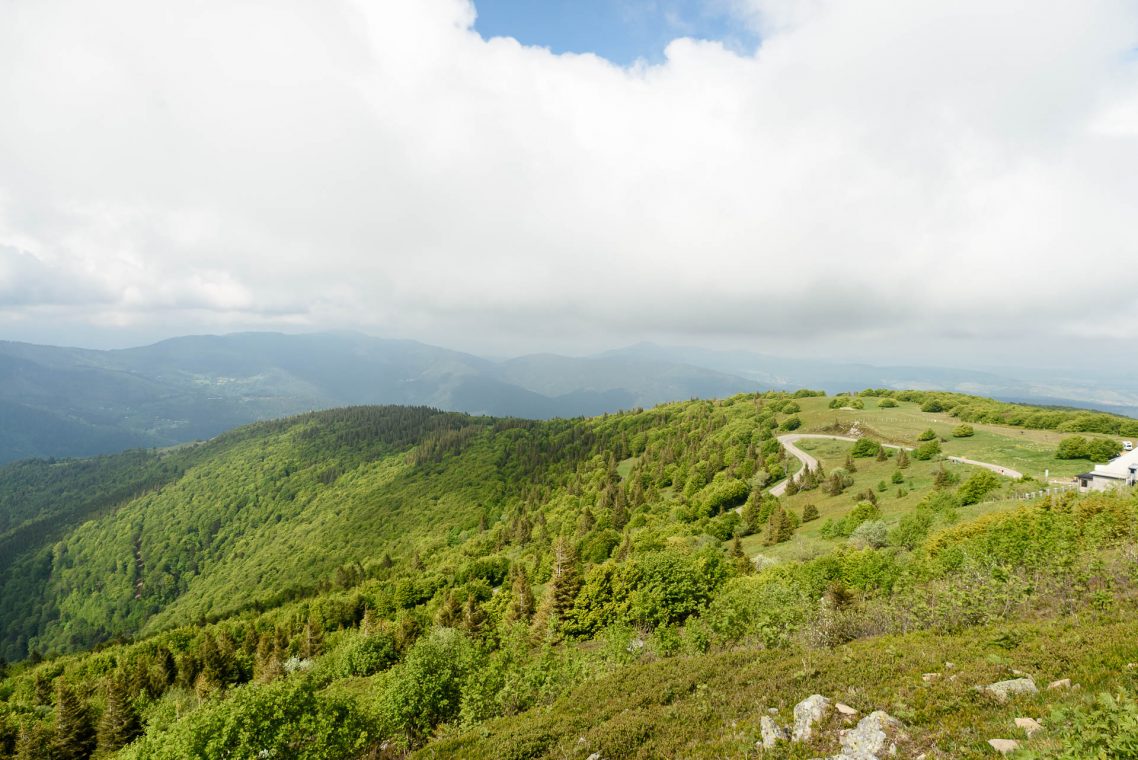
[
  {"x1": 436, "y1": 592, "x2": 461, "y2": 628},
  {"x1": 730, "y1": 535, "x2": 753, "y2": 574},
  {"x1": 53, "y1": 682, "x2": 95, "y2": 760},
  {"x1": 615, "y1": 530, "x2": 634, "y2": 561},
  {"x1": 461, "y1": 594, "x2": 486, "y2": 634},
  {"x1": 844, "y1": 454, "x2": 857, "y2": 473},
  {"x1": 505, "y1": 566, "x2": 535, "y2": 623},
  {"x1": 786, "y1": 477, "x2": 799, "y2": 496},
  {"x1": 15, "y1": 723, "x2": 55, "y2": 760},
  {"x1": 97, "y1": 674, "x2": 141, "y2": 753},
  {"x1": 897, "y1": 449, "x2": 910, "y2": 469},
  {"x1": 531, "y1": 536, "x2": 580, "y2": 639},
  {"x1": 876, "y1": 446, "x2": 888, "y2": 462}
]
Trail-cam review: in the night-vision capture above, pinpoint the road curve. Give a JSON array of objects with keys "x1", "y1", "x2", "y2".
[{"x1": 768, "y1": 434, "x2": 1020, "y2": 496}]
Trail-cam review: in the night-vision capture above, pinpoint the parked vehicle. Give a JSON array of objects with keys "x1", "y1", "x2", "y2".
[{"x1": 1125, "y1": 441, "x2": 1134, "y2": 452}]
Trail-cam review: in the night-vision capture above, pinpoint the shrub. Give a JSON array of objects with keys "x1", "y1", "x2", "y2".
[
  {"x1": 889, "y1": 510, "x2": 934, "y2": 550},
  {"x1": 917, "y1": 428, "x2": 937, "y2": 442},
  {"x1": 957, "y1": 470, "x2": 1001, "y2": 506},
  {"x1": 913, "y1": 440, "x2": 941, "y2": 460},
  {"x1": 878, "y1": 398, "x2": 898, "y2": 408},
  {"x1": 849, "y1": 520, "x2": 888, "y2": 549},
  {"x1": 850, "y1": 438, "x2": 881, "y2": 458},
  {"x1": 1056, "y1": 436, "x2": 1122, "y2": 463},
  {"x1": 329, "y1": 629, "x2": 398, "y2": 678},
  {"x1": 952, "y1": 424, "x2": 975, "y2": 438},
  {"x1": 379, "y1": 627, "x2": 478, "y2": 743},
  {"x1": 891, "y1": 470, "x2": 905, "y2": 484},
  {"x1": 780, "y1": 416, "x2": 802, "y2": 432},
  {"x1": 920, "y1": 399, "x2": 946, "y2": 413},
  {"x1": 802, "y1": 504, "x2": 819, "y2": 522}
]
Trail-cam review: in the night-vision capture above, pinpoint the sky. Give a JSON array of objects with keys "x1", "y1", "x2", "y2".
[{"x1": 1, "y1": 0, "x2": 1138, "y2": 369}]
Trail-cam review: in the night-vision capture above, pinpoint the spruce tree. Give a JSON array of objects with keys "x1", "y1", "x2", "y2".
[
  {"x1": 15, "y1": 723, "x2": 55, "y2": 760},
  {"x1": 505, "y1": 566, "x2": 535, "y2": 623},
  {"x1": 531, "y1": 536, "x2": 580, "y2": 639},
  {"x1": 53, "y1": 682, "x2": 95, "y2": 760},
  {"x1": 897, "y1": 449, "x2": 910, "y2": 469},
  {"x1": 97, "y1": 674, "x2": 141, "y2": 753}
]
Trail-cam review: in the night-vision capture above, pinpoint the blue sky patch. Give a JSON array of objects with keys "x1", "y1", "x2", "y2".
[{"x1": 472, "y1": 0, "x2": 757, "y2": 65}]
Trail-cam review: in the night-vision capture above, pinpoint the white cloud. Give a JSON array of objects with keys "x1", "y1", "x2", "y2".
[{"x1": 0, "y1": 0, "x2": 1136, "y2": 363}]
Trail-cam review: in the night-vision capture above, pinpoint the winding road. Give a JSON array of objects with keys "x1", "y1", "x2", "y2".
[{"x1": 768, "y1": 434, "x2": 1022, "y2": 496}]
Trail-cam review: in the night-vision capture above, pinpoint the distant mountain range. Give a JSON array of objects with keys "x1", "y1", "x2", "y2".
[{"x1": 1, "y1": 331, "x2": 1135, "y2": 463}]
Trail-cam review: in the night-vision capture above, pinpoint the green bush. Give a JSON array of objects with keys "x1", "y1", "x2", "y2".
[
  {"x1": 378, "y1": 627, "x2": 478, "y2": 744},
  {"x1": 329, "y1": 629, "x2": 398, "y2": 678},
  {"x1": 121, "y1": 678, "x2": 369, "y2": 760},
  {"x1": 957, "y1": 470, "x2": 1001, "y2": 506},
  {"x1": 780, "y1": 416, "x2": 802, "y2": 432},
  {"x1": 917, "y1": 428, "x2": 937, "y2": 442},
  {"x1": 850, "y1": 438, "x2": 881, "y2": 458},
  {"x1": 878, "y1": 398, "x2": 898, "y2": 408},
  {"x1": 951, "y1": 424, "x2": 974, "y2": 438},
  {"x1": 913, "y1": 440, "x2": 941, "y2": 460},
  {"x1": 1057, "y1": 436, "x2": 1122, "y2": 463}
]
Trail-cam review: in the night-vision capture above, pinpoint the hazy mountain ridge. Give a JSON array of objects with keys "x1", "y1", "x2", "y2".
[{"x1": 1, "y1": 332, "x2": 1135, "y2": 464}]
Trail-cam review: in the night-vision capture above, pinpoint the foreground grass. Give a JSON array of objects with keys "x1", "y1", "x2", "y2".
[{"x1": 417, "y1": 610, "x2": 1138, "y2": 759}]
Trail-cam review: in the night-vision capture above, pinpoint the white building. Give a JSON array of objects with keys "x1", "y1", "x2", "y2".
[{"x1": 1076, "y1": 448, "x2": 1138, "y2": 492}]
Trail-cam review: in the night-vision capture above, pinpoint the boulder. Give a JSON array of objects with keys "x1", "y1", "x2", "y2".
[
  {"x1": 1047, "y1": 678, "x2": 1071, "y2": 691},
  {"x1": 759, "y1": 715, "x2": 788, "y2": 748},
  {"x1": 1014, "y1": 717, "x2": 1042, "y2": 738},
  {"x1": 984, "y1": 677, "x2": 1038, "y2": 702},
  {"x1": 838, "y1": 711, "x2": 906, "y2": 759},
  {"x1": 988, "y1": 738, "x2": 1020, "y2": 755},
  {"x1": 793, "y1": 694, "x2": 832, "y2": 742},
  {"x1": 836, "y1": 702, "x2": 859, "y2": 716}
]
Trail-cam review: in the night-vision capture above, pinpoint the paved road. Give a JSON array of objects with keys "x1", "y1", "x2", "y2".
[
  {"x1": 945, "y1": 456, "x2": 1022, "y2": 479},
  {"x1": 768, "y1": 434, "x2": 1020, "y2": 496}
]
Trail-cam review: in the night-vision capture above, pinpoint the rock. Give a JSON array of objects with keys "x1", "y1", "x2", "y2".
[
  {"x1": 585, "y1": 754, "x2": 602, "y2": 760},
  {"x1": 768, "y1": 707, "x2": 780, "y2": 715},
  {"x1": 836, "y1": 702, "x2": 859, "y2": 716},
  {"x1": 921, "y1": 673, "x2": 940, "y2": 683},
  {"x1": 985, "y1": 678, "x2": 1038, "y2": 702},
  {"x1": 1014, "y1": 717, "x2": 1042, "y2": 738},
  {"x1": 945, "y1": 662, "x2": 955, "y2": 670},
  {"x1": 1047, "y1": 678, "x2": 1071, "y2": 690},
  {"x1": 793, "y1": 694, "x2": 832, "y2": 742},
  {"x1": 759, "y1": 715, "x2": 788, "y2": 748},
  {"x1": 839, "y1": 711, "x2": 906, "y2": 759},
  {"x1": 988, "y1": 739, "x2": 1020, "y2": 754}
]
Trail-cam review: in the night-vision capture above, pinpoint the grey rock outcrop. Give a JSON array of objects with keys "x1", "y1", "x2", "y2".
[
  {"x1": 759, "y1": 715, "x2": 789, "y2": 748},
  {"x1": 838, "y1": 711, "x2": 906, "y2": 759},
  {"x1": 793, "y1": 694, "x2": 832, "y2": 742},
  {"x1": 984, "y1": 677, "x2": 1037, "y2": 702}
]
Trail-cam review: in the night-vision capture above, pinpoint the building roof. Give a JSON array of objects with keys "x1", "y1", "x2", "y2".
[{"x1": 1090, "y1": 447, "x2": 1138, "y2": 478}]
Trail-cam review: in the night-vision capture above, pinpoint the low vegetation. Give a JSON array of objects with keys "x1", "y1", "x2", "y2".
[{"x1": 0, "y1": 390, "x2": 1135, "y2": 758}]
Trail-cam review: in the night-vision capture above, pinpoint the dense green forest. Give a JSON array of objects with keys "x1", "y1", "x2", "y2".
[{"x1": 1, "y1": 391, "x2": 1137, "y2": 758}]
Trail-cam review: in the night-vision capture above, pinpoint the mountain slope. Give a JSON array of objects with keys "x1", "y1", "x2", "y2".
[
  {"x1": 0, "y1": 333, "x2": 758, "y2": 463},
  {"x1": 2, "y1": 390, "x2": 1138, "y2": 759}
]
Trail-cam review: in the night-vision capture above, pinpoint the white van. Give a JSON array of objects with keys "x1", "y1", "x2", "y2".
[{"x1": 1125, "y1": 441, "x2": 1134, "y2": 452}]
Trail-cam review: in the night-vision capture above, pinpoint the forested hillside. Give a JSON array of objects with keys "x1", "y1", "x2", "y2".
[{"x1": 1, "y1": 391, "x2": 1137, "y2": 758}]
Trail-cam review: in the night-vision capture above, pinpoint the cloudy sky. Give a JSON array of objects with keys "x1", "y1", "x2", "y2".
[{"x1": 1, "y1": 0, "x2": 1137, "y2": 367}]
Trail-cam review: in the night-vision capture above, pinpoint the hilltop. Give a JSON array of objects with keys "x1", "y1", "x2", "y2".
[
  {"x1": 0, "y1": 390, "x2": 1137, "y2": 758},
  {"x1": 5, "y1": 332, "x2": 1136, "y2": 466}
]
